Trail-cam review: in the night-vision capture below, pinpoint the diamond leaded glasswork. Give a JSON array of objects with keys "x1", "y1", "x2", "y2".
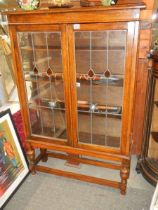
[
  {"x1": 18, "y1": 31, "x2": 67, "y2": 140},
  {"x1": 75, "y1": 30, "x2": 126, "y2": 148}
]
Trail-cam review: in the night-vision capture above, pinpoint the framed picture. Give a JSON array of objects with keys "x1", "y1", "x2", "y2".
[{"x1": 0, "y1": 109, "x2": 29, "y2": 209}]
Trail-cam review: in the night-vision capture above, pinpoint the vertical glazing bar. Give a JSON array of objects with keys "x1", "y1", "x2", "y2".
[
  {"x1": 89, "y1": 31, "x2": 93, "y2": 144},
  {"x1": 89, "y1": 31, "x2": 92, "y2": 69},
  {"x1": 90, "y1": 79, "x2": 93, "y2": 144},
  {"x1": 45, "y1": 32, "x2": 56, "y2": 136},
  {"x1": 104, "y1": 31, "x2": 109, "y2": 145},
  {"x1": 50, "y1": 77, "x2": 56, "y2": 136},
  {"x1": 45, "y1": 32, "x2": 51, "y2": 69},
  {"x1": 31, "y1": 32, "x2": 44, "y2": 135}
]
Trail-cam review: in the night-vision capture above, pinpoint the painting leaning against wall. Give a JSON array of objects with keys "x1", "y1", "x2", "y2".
[{"x1": 0, "y1": 109, "x2": 29, "y2": 209}]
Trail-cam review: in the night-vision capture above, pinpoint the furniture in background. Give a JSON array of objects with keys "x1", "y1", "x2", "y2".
[
  {"x1": 132, "y1": 0, "x2": 158, "y2": 154},
  {"x1": 4, "y1": 1, "x2": 146, "y2": 194},
  {"x1": 138, "y1": 48, "x2": 158, "y2": 185}
]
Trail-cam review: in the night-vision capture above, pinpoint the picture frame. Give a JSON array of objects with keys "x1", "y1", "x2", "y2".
[{"x1": 0, "y1": 109, "x2": 29, "y2": 209}]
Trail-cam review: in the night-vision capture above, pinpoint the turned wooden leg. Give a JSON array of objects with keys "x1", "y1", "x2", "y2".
[
  {"x1": 40, "y1": 148, "x2": 48, "y2": 162},
  {"x1": 120, "y1": 159, "x2": 130, "y2": 195},
  {"x1": 27, "y1": 147, "x2": 36, "y2": 175}
]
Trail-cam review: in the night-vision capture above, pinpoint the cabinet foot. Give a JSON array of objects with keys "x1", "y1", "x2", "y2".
[
  {"x1": 120, "y1": 159, "x2": 130, "y2": 195},
  {"x1": 27, "y1": 148, "x2": 36, "y2": 175},
  {"x1": 40, "y1": 148, "x2": 48, "y2": 162}
]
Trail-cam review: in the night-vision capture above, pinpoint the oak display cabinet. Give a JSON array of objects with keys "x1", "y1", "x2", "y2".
[{"x1": 5, "y1": 2, "x2": 145, "y2": 194}]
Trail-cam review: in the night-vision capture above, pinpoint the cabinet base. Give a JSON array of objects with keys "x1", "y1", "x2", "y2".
[
  {"x1": 35, "y1": 164, "x2": 121, "y2": 189},
  {"x1": 28, "y1": 148, "x2": 130, "y2": 195}
]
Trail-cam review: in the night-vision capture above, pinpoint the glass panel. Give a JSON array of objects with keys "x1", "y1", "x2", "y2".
[
  {"x1": 75, "y1": 30, "x2": 126, "y2": 148},
  {"x1": 147, "y1": 79, "x2": 158, "y2": 169},
  {"x1": 18, "y1": 32, "x2": 67, "y2": 140}
]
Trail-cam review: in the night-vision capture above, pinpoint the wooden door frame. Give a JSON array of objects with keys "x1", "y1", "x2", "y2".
[
  {"x1": 67, "y1": 21, "x2": 139, "y2": 156},
  {"x1": 9, "y1": 24, "x2": 73, "y2": 146}
]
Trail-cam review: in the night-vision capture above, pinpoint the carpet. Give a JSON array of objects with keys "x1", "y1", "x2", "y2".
[
  {"x1": 3, "y1": 156, "x2": 155, "y2": 210},
  {"x1": 9, "y1": 111, "x2": 155, "y2": 210}
]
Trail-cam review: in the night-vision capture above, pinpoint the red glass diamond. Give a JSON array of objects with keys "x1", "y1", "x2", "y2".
[
  {"x1": 47, "y1": 68, "x2": 53, "y2": 76},
  {"x1": 33, "y1": 67, "x2": 38, "y2": 74},
  {"x1": 88, "y1": 68, "x2": 95, "y2": 78},
  {"x1": 104, "y1": 69, "x2": 111, "y2": 78}
]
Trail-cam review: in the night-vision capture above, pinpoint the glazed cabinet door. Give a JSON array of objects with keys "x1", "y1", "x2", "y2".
[
  {"x1": 69, "y1": 22, "x2": 137, "y2": 154},
  {"x1": 15, "y1": 25, "x2": 70, "y2": 144}
]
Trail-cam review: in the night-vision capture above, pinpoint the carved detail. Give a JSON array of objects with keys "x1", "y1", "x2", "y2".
[{"x1": 120, "y1": 159, "x2": 130, "y2": 195}]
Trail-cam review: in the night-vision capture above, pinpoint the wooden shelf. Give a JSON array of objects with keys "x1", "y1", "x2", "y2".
[
  {"x1": 25, "y1": 73, "x2": 63, "y2": 82},
  {"x1": 21, "y1": 45, "x2": 125, "y2": 51},
  {"x1": 25, "y1": 73, "x2": 124, "y2": 87},
  {"x1": 75, "y1": 46, "x2": 125, "y2": 51},
  {"x1": 78, "y1": 110, "x2": 122, "y2": 119},
  {"x1": 20, "y1": 46, "x2": 61, "y2": 51},
  {"x1": 28, "y1": 100, "x2": 122, "y2": 119},
  {"x1": 3, "y1": 1, "x2": 146, "y2": 16}
]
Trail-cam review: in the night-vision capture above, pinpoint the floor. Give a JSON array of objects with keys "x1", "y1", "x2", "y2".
[
  {"x1": 0, "y1": 102, "x2": 155, "y2": 210},
  {"x1": 2, "y1": 154, "x2": 155, "y2": 210}
]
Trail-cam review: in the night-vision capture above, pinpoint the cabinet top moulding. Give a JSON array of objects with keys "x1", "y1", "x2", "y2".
[{"x1": 3, "y1": 2, "x2": 146, "y2": 25}]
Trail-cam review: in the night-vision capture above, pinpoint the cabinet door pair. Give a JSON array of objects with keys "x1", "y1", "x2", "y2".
[{"x1": 16, "y1": 22, "x2": 137, "y2": 155}]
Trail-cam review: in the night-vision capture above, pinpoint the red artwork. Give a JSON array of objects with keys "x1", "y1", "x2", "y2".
[{"x1": 12, "y1": 111, "x2": 28, "y2": 151}]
